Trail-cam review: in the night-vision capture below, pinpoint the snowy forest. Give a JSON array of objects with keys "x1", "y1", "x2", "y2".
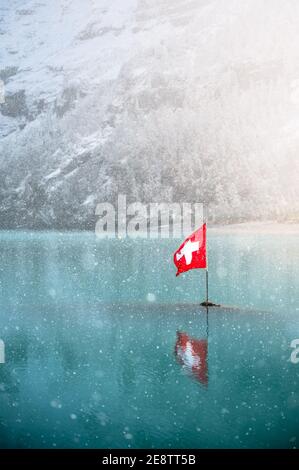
[{"x1": 1, "y1": 0, "x2": 299, "y2": 229}]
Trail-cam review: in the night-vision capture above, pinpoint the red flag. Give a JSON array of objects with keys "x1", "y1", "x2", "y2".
[
  {"x1": 175, "y1": 332, "x2": 208, "y2": 385},
  {"x1": 173, "y1": 224, "x2": 207, "y2": 276}
]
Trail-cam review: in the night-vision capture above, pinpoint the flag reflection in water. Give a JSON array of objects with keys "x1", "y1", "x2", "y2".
[{"x1": 175, "y1": 331, "x2": 208, "y2": 385}]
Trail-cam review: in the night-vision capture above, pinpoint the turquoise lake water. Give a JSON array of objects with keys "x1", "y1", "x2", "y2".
[{"x1": 0, "y1": 230, "x2": 298, "y2": 448}]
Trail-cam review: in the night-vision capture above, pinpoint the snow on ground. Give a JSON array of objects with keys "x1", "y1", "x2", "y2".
[{"x1": 210, "y1": 222, "x2": 299, "y2": 234}]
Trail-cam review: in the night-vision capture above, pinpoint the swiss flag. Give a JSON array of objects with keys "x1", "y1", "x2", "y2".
[{"x1": 173, "y1": 224, "x2": 207, "y2": 276}]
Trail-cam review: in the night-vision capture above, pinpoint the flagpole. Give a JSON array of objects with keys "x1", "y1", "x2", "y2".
[
  {"x1": 199, "y1": 204, "x2": 219, "y2": 308},
  {"x1": 205, "y1": 203, "x2": 209, "y2": 304},
  {"x1": 206, "y1": 269, "x2": 209, "y2": 303}
]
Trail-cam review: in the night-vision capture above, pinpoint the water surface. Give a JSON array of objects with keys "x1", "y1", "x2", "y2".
[{"x1": 0, "y1": 230, "x2": 298, "y2": 448}]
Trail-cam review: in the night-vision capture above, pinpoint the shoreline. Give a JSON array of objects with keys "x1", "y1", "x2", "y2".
[
  {"x1": 0, "y1": 221, "x2": 299, "y2": 236},
  {"x1": 209, "y1": 221, "x2": 299, "y2": 234}
]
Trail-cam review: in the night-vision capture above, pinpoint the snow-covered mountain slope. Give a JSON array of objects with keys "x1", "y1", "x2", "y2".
[{"x1": 1, "y1": 0, "x2": 299, "y2": 229}]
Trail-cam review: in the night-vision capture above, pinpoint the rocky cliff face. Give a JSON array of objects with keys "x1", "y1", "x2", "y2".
[{"x1": 1, "y1": 0, "x2": 299, "y2": 229}]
